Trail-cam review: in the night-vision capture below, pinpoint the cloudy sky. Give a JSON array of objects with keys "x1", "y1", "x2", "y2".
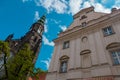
[{"x1": 0, "y1": 0, "x2": 120, "y2": 70}]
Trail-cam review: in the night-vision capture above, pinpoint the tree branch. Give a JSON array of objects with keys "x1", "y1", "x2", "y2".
[{"x1": 0, "y1": 64, "x2": 4, "y2": 71}]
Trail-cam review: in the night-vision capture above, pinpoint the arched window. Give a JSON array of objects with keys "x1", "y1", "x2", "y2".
[
  {"x1": 106, "y1": 42, "x2": 120, "y2": 65},
  {"x1": 80, "y1": 49, "x2": 91, "y2": 68},
  {"x1": 59, "y1": 55, "x2": 69, "y2": 73}
]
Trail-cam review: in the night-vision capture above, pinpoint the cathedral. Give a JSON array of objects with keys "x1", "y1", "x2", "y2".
[
  {"x1": 6, "y1": 15, "x2": 45, "y2": 63},
  {"x1": 0, "y1": 15, "x2": 45, "y2": 77},
  {"x1": 46, "y1": 7, "x2": 120, "y2": 80}
]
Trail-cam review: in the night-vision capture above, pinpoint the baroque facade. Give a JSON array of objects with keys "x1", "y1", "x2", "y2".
[
  {"x1": 46, "y1": 7, "x2": 120, "y2": 80},
  {"x1": 0, "y1": 15, "x2": 45, "y2": 77}
]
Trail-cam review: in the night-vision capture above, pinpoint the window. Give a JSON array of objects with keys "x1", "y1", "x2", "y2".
[
  {"x1": 103, "y1": 26, "x2": 114, "y2": 36},
  {"x1": 80, "y1": 50, "x2": 91, "y2": 68},
  {"x1": 59, "y1": 55, "x2": 69, "y2": 73},
  {"x1": 63, "y1": 41, "x2": 69, "y2": 49},
  {"x1": 34, "y1": 36, "x2": 37, "y2": 42},
  {"x1": 111, "y1": 50, "x2": 120, "y2": 65},
  {"x1": 60, "y1": 61, "x2": 68, "y2": 73},
  {"x1": 81, "y1": 15, "x2": 87, "y2": 20},
  {"x1": 106, "y1": 42, "x2": 120, "y2": 65},
  {"x1": 81, "y1": 22, "x2": 87, "y2": 27}
]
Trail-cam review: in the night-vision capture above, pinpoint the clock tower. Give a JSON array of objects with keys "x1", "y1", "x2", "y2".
[{"x1": 5, "y1": 15, "x2": 46, "y2": 63}]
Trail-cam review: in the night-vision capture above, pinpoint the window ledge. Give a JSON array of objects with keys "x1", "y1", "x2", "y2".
[
  {"x1": 113, "y1": 64, "x2": 120, "y2": 66},
  {"x1": 104, "y1": 32, "x2": 115, "y2": 37},
  {"x1": 63, "y1": 47, "x2": 69, "y2": 50},
  {"x1": 59, "y1": 71, "x2": 67, "y2": 74}
]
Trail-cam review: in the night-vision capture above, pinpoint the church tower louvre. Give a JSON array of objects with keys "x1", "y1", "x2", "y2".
[{"x1": 5, "y1": 15, "x2": 46, "y2": 63}]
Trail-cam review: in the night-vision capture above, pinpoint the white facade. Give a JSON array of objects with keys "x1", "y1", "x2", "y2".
[{"x1": 46, "y1": 7, "x2": 120, "y2": 80}]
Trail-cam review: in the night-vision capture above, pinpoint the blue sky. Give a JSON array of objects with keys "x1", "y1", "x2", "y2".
[{"x1": 0, "y1": 0, "x2": 120, "y2": 70}]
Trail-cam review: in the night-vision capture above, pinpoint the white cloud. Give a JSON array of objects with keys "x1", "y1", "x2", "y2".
[
  {"x1": 43, "y1": 35, "x2": 54, "y2": 46},
  {"x1": 59, "y1": 25, "x2": 67, "y2": 31},
  {"x1": 41, "y1": 58, "x2": 51, "y2": 69},
  {"x1": 50, "y1": 19, "x2": 61, "y2": 24},
  {"x1": 82, "y1": 1, "x2": 111, "y2": 13},
  {"x1": 53, "y1": 0, "x2": 68, "y2": 14},
  {"x1": 39, "y1": 0, "x2": 53, "y2": 12},
  {"x1": 22, "y1": 0, "x2": 32, "y2": 3},
  {"x1": 69, "y1": 0, "x2": 82, "y2": 15},
  {"x1": 44, "y1": 19, "x2": 48, "y2": 33},
  {"x1": 82, "y1": 1, "x2": 91, "y2": 8},
  {"x1": 68, "y1": 0, "x2": 111, "y2": 15},
  {"x1": 36, "y1": 0, "x2": 68, "y2": 14},
  {"x1": 34, "y1": 11, "x2": 40, "y2": 21},
  {"x1": 24, "y1": 0, "x2": 112, "y2": 15},
  {"x1": 113, "y1": 0, "x2": 120, "y2": 9},
  {"x1": 44, "y1": 25, "x2": 48, "y2": 33},
  {"x1": 89, "y1": 0, "x2": 95, "y2": 3},
  {"x1": 101, "y1": 0, "x2": 107, "y2": 4},
  {"x1": 94, "y1": 3, "x2": 111, "y2": 13}
]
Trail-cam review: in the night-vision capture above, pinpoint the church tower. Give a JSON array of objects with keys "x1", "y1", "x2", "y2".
[{"x1": 5, "y1": 15, "x2": 46, "y2": 63}]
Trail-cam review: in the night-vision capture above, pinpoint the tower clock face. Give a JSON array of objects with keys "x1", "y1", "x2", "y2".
[{"x1": 37, "y1": 29, "x2": 40, "y2": 34}]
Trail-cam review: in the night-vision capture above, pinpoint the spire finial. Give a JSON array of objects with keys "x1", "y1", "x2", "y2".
[{"x1": 37, "y1": 14, "x2": 46, "y2": 26}]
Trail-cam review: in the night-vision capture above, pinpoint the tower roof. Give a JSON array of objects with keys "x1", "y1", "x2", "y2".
[{"x1": 37, "y1": 15, "x2": 46, "y2": 26}]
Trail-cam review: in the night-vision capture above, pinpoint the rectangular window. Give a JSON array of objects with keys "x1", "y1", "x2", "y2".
[
  {"x1": 81, "y1": 53, "x2": 91, "y2": 68},
  {"x1": 60, "y1": 61, "x2": 67, "y2": 73},
  {"x1": 81, "y1": 22, "x2": 87, "y2": 27},
  {"x1": 63, "y1": 41, "x2": 69, "y2": 49},
  {"x1": 111, "y1": 50, "x2": 120, "y2": 65},
  {"x1": 103, "y1": 26, "x2": 114, "y2": 36}
]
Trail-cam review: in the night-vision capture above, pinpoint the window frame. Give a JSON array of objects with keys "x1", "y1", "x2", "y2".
[
  {"x1": 63, "y1": 41, "x2": 70, "y2": 49},
  {"x1": 81, "y1": 15, "x2": 87, "y2": 20},
  {"x1": 59, "y1": 60, "x2": 68, "y2": 73},
  {"x1": 110, "y1": 49, "x2": 120, "y2": 65},
  {"x1": 102, "y1": 26, "x2": 115, "y2": 37},
  {"x1": 81, "y1": 22, "x2": 87, "y2": 27},
  {"x1": 80, "y1": 50, "x2": 92, "y2": 68},
  {"x1": 59, "y1": 56, "x2": 69, "y2": 73}
]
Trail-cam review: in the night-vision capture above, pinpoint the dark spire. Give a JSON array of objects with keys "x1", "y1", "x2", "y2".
[
  {"x1": 37, "y1": 15, "x2": 46, "y2": 26},
  {"x1": 5, "y1": 34, "x2": 14, "y2": 41}
]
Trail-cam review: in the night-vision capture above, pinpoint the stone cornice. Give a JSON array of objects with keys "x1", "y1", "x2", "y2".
[
  {"x1": 68, "y1": 62, "x2": 109, "y2": 72},
  {"x1": 47, "y1": 71, "x2": 57, "y2": 74},
  {"x1": 73, "y1": 6, "x2": 94, "y2": 19},
  {"x1": 54, "y1": 10, "x2": 120, "y2": 43}
]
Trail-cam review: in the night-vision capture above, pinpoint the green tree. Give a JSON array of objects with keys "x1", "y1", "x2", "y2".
[
  {"x1": 0, "y1": 41, "x2": 44, "y2": 80},
  {"x1": 7, "y1": 44, "x2": 34, "y2": 80},
  {"x1": 0, "y1": 40, "x2": 10, "y2": 78}
]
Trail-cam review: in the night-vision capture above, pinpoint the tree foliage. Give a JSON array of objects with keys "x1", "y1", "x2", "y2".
[
  {"x1": 7, "y1": 44, "x2": 34, "y2": 80},
  {"x1": 0, "y1": 40, "x2": 10, "y2": 56},
  {"x1": 0, "y1": 40, "x2": 10, "y2": 78},
  {"x1": 0, "y1": 41, "x2": 47, "y2": 80}
]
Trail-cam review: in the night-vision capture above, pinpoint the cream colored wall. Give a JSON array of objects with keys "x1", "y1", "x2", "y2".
[
  {"x1": 67, "y1": 11, "x2": 106, "y2": 30},
  {"x1": 46, "y1": 9, "x2": 120, "y2": 80}
]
